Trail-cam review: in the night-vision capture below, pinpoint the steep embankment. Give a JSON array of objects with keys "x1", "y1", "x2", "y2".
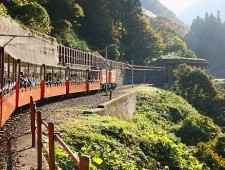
[{"x1": 52, "y1": 86, "x2": 223, "y2": 169}]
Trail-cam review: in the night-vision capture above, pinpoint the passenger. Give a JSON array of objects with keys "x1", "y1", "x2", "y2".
[
  {"x1": 46, "y1": 72, "x2": 52, "y2": 87},
  {"x1": 24, "y1": 73, "x2": 30, "y2": 89},
  {"x1": 20, "y1": 72, "x2": 25, "y2": 89},
  {"x1": 28, "y1": 73, "x2": 35, "y2": 87},
  {"x1": 53, "y1": 73, "x2": 61, "y2": 85}
]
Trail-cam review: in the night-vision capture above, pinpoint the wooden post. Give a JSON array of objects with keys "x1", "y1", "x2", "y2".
[
  {"x1": 105, "y1": 47, "x2": 108, "y2": 96},
  {"x1": 48, "y1": 122, "x2": 55, "y2": 170},
  {"x1": 36, "y1": 111, "x2": 42, "y2": 170},
  {"x1": 66, "y1": 67, "x2": 70, "y2": 94},
  {"x1": 79, "y1": 155, "x2": 90, "y2": 170},
  {"x1": 30, "y1": 96, "x2": 36, "y2": 147},
  {"x1": 40, "y1": 64, "x2": 45, "y2": 99},
  {"x1": 16, "y1": 59, "x2": 21, "y2": 108},
  {"x1": 86, "y1": 80, "x2": 89, "y2": 94},
  {"x1": 109, "y1": 90, "x2": 112, "y2": 100},
  {"x1": 0, "y1": 47, "x2": 4, "y2": 128}
]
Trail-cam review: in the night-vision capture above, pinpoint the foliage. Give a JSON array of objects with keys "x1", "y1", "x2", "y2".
[
  {"x1": 123, "y1": 14, "x2": 165, "y2": 64},
  {"x1": 51, "y1": 19, "x2": 90, "y2": 51},
  {"x1": 185, "y1": 11, "x2": 225, "y2": 77},
  {"x1": 176, "y1": 115, "x2": 221, "y2": 146},
  {"x1": 107, "y1": 44, "x2": 121, "y2": 61},
  {"x1": 1, "y1": 1, "x2": 51, "y2": 34},
  {"x1": 195, "y1": 135, "x2": 225, "y2": 169},
  {"x1": 76, "y1": 0, "x2": 165, "y2": 64},
  {"x1": 151, "y1": 18, "x2": 196, "y2": 58},
  {"x1": 43, "y1": 0, "x2": 89, "y2": 50},
  {"x1": 13, "y1": 2, "x2": 51, "y2": 34},
  {"x1": 53, "y1": 86, "x2": 221, "y2": 169},
  {"x1": 173, "y1": 64, "x2": 217, "y2": 112},
  {"x1": 0, "y1": 3, "x2": 7, "y2": 15}
]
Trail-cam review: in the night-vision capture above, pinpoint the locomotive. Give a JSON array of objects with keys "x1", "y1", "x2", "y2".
[{"x1": 0, "y1": 15, "x2": 124, "y2": 128}]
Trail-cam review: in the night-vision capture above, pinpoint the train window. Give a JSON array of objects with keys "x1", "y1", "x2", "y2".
[
  {"x1": 2, "y1": 54, "x2": 16, "y2": 95},
  {"x1": 88, "y1": 70, "x2": 100, "y2": 82},
  {"x1": 20, "y1": 62, "x2": 31, "y2": 90},
  {"x1": 29, "y1": 64, "x2": 41, "y2": 87},
  {"x1": 69, "y1": 70, "x2": 79, "y2": 84},
  {"x1": 45, "y1": 66, "x2": 66, "y2": 86}
]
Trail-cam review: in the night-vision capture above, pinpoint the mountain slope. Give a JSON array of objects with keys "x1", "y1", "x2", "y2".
[
  {"x1": 140, "y1": 0, "x2": 176, "y2": 18},
  {"x1": 140, "y1": 0, "x2": 189, "y2": 37}
]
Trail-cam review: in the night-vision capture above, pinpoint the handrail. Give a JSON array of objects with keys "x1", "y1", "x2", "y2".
[
  {"x1": 54, "y1": 134, "x2": 80, "y2": 165},
  {"x1": 30, "y1": 96, "x2": 90, "y2": 170}
]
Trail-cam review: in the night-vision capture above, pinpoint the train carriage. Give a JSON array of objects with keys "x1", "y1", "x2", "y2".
[{"x1": 0, "y1": 15, "x2": 167, "y2": 129}]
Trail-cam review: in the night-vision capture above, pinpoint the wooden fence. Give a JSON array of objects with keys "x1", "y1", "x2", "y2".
[{"x1": 30, "y1": 96, "x2": 90, "y2": 170}]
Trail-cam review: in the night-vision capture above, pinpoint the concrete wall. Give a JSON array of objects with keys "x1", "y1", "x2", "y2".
[{"x1": 97, "y1": 91, "x2": 136, "y2": 120}]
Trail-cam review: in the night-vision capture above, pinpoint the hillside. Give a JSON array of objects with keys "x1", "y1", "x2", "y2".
[
  {"x1": 49, "y1": 86, "x2": 225, "y2": 169},
  {"x1": 178, "y1": 0, "x2": 225, "y2": 25},
  {"x1": 140, "y1": 0, "x2": 189, "y2": 37}
]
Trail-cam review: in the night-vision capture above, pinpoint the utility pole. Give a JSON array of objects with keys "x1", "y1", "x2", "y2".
[{"x1": 105, "y1": 47, "x2": 108, "y2": 96}]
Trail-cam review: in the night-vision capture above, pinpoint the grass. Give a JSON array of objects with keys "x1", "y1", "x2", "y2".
[{"x1": 53, "y1": 85, "x2": 224, "y2": 169}]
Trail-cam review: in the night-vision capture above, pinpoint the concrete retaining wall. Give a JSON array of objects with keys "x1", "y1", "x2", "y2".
[
  {"x1": 83, "y1": 90, "x2": 136, "y2": 120},
  {"x1": 99, "y1": 91, "x2": 136, "y2": 120}
]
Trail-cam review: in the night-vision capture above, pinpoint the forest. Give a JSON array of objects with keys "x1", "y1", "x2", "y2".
[
  {"x1": 186, "y1": 11, "x2": 225, "y2": 77},
  {"x1": 2, "y1": 0, "x2": 225, "y2": 169},
  {"x1": 0, "y1": 0, "x2": 195, "y2": 65},
  {"x1": 1, "y1": 0, "x2": 225, "y2": 77}
]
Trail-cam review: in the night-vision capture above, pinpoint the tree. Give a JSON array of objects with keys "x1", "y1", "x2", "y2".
[
  {"x1": 76, "y1": 0, "x2": 119, "y2": 50},
  {"x1": 107, "y1": 44, "x2": 120, "y2": 61},
  {"x1": 1, "y1": 1, "x2": 52, "y2": 34},
  {"x1": 51, "y1": 20, "x2": 89, "y2": 51},
  {"x1": 185, "y1": 12, "x2": 225, "y2": 77},
  {"x1": 152, "y1": 19, "x2": 196, "y2": 58},
  {"x1": 43, "y1": 0, "x2": 89, "y2": 49},
  {"x1": 123, "y1": 14, "x2": 165, "y2": 64},
  {"x1": 14, "y1": 2, "x2": 51, "y2": 34},
  {"x1": 173, "y1": 64, "x2": 217, "y2": 112}
]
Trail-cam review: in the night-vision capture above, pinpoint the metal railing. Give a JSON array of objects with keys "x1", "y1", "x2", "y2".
[{"x1": 30, "y1": 96, "x2": 90, "y2": 170}]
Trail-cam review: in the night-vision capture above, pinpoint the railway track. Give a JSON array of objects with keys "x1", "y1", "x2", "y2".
[{"x1": 0, "y1": 86, "x2": 132, "y2": 169}]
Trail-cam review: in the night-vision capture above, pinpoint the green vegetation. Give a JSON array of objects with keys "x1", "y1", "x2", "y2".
[
  {"x1": 186, "y1": 11, "x2": 225, "y2": 77},
  {"x1": 172, "y1": 64, "x2": 225, "y2": 128},
  {"x1": 1, "y1": 0, "x2": 195, "y2": 64},
  {"x1": 51, "y1": 86, "x2": 225, "y2": 169}
]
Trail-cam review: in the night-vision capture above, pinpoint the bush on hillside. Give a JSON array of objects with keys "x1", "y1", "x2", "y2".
[
  {"x1": 176, "y1": 115, "x2": 221, "y2": 146},
  {"x1": 173, "y1": 64, "x2": 217, "y2": 112}
]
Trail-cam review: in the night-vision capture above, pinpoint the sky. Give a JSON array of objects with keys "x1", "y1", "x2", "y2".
[{"x1": 158, "y1": 0, "x2": 200, "y2": 14}]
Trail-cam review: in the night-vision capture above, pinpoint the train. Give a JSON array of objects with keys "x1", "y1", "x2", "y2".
[
  {"x1": 0, "y1": 46, "x2": 124, "y2": 128},
  {"x1": 0, "y1": 15, "x2": 168, "y2": 128}
]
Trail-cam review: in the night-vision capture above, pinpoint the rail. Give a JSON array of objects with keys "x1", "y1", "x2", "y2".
[{"x1": 30, "y1": 96, "x2": 90, "y2": 170}]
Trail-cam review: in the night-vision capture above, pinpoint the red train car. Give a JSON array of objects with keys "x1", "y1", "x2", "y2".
[
  {"x1": 0, "y1": 15, "x2": 119, "y2": 128},
  {"x1": 0, "y1": 56, "x2": 102, "y2": 128}
]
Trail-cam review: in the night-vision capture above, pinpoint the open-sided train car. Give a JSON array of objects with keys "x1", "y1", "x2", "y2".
[
  {"x1": 0, "y1": 16, "x2": 119, "y2": 128},
  {"x1": 0, "y1": 51, "x2": 112, "y2": 128},
  {"x1": 0, "y1": 45, "x2": 119, "y2": 128}
]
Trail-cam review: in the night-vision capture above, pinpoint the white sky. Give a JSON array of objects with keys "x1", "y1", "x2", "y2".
[{"x1": 159, "y1": 0, "x2": 200, "y2": 14}]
